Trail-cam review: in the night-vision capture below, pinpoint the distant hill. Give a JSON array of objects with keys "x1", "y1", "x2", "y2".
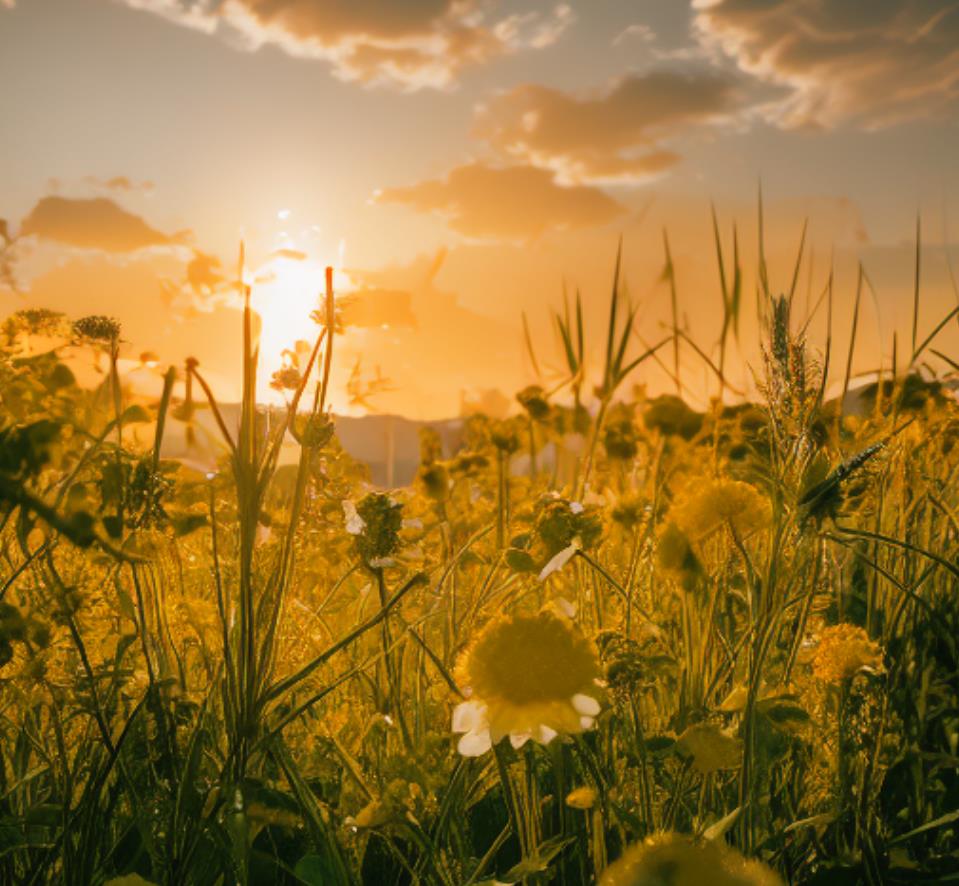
[{"x1": 158, "y1": 402, "x2": 464, "y2": 487}]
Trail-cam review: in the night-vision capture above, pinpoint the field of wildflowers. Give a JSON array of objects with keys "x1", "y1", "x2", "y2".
[{"x1": 1, "y1": 238, "x2": 958, "y2": 885}]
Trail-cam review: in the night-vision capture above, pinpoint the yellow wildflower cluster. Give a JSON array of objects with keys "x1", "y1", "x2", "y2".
[
  {"x1": 812, "y1": 623, "x2": 883, "y2": 683},
  {"x1": 673, "y1": 479, "x2": 771, "y2": 541}
]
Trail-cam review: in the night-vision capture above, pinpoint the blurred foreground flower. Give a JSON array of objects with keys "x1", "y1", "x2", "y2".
[
  {"x1": 673, "y1": 479, "x2": 770, "y2": 541},
  {"x1": 452, "y1": 611, "x2": 601, "y2": 756},
  {"x1": 812, "y1": 623, "x2": 883, "y2": 683},
  {"x1": 600, "y1": 832, "x2": 783, "y2": 886}
]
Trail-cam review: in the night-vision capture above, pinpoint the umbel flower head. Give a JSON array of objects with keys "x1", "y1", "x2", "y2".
[
  {"x1": 452, "y1": 611, "x2": 602, "y2": 756},
  {"x1": 347, "y1": 492, "x2": 403, "y2": 568},
  {"x1": 600, "y1": 832, "x2": 783, "y2": 886},
  {"x1": 812, "y1": 623, "x2": 883, "y2": 683},
  {"x1": 72, "y1": 314, "x2": 121, "y2": 344}
]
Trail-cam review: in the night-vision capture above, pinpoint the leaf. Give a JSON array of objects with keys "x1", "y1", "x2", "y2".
[
  {"x1": 294, "y1": 854, "x2": 338, "y2": 886},
  {"x1": 104, "y1": 876, "x2": 158, "y2": 886},
  {"x1": 501, "y1": 836, "x2": 575, "y2": 882},
  {"x1": 505, "y1": 548, "x2": 536, "y2": 574},
  {"x1": 758, "y1": 698, "x2": 811, "y2": 731},
  {"x1": 890, "y1": 808, "x2": 959, "y2": 845},
  {"x1": 643, "y1": 734, "x2": 676, "y2": 756},
  {"x1": 718, "y1": 685, "x2": 748, "y2": 712},
  {"x1": 703, "y1": 805, "x2": 742, "y2": 841},
  {"x1": 677, "y1": 724, "x2": 742, "y2": 774}
]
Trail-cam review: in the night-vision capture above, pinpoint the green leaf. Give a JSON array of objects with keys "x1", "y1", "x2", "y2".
[
  {"x1": 891, "y1": 808, "x2": 959, "y2": 845},
  {"x1": 121, "y1": 404, "x2": 152, "y2": 424},
  {"x1": 703, "y1": 805, "x2": 741, "y2": 841},
  {"x1": 294, "y1": 853, "x2": 338, "y2": 885},
  {"x1": 104, "y1": 876, "x2": 158, "y2": 886}
]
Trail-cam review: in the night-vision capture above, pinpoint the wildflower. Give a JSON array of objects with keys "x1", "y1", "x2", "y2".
[
  {"x1": 603, "y1": 416, "x2": 639, "y2": 461},
  {"x1": 597, "y1": 631, "x2": 645, "y2": 693},
  {"x1": 352, "y1": 493, "x2": 403, "y2": 568},
  {"x1": 517, "y1": 385, "x2": 551, "y2": 421},
  {"x1": 295, "y1": 413, "x2": 335, "y2": 450},
  {"x1": 610, "y1": 494, "x2": 646, "y2": 530},
  {"x1": 417, "y1": 462, "x2": 450, "y2": 502},
  {"x1": 655, "y1": 522, "x2": 701, "y2": 579},
  {"x1": 452, "y1": 611, "x2": 602, "y2": 756},
  {"x1": 566, "y1": 786, "x2": 597, "y2": 810},
  {"x1": 490, "y1": 419, "x2": 522, "y2": 454},
  {"x1": 812, "y1": 624, "x2": 883, "y2": 684},
  {"x1": 535, "y1": 496, "x2": 603, "y2": 557},
  {"x1": 673, "y1": 479, "x2": 770, "y2": 541},
  {"x1": 600, "y1": 832, "x2": 783, "y2": 886},
  {"x1": 270, "y1": 364, "x2": 301, "y2": 392},
  {"x1": 643, "y1": 394, "x2": 704, "y2": 440}
]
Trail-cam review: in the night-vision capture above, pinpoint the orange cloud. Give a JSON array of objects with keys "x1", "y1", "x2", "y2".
[
  {"x1": 20, "y1": 196, "x2": 177, "y2": 253},
  {"x1": 474, "y1": 69, "x2": 742, "y2": 184},
  {"x1": 375, "y1": 162, "x2": 626, "y2": 240},
  {"x1": 120, "y1": 0, "x2": 574, "y2": 90},
  {"x1": 693, "y1": 0, "x2": 959, "y2": 128}
]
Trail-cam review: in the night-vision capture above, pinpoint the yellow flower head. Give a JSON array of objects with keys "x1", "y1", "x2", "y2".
[
  {"x1": 452, "y1": 611, "x2": 602, "y2": 756},
  {"x1": 600, "y1": 833, "x2": 784, "y2": 886},
  {"x1": 812, "y1": 624, "x2": 883, "y2": 683},
  {"x1": 673, "y1": 479, "x2": 770, "y2": 541},
  {"x1": 565, "y1": 786, "x2": 598, "y2": 810}
]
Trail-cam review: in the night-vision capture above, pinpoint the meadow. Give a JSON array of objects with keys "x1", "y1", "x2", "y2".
[{"x1": 1, "y1": 231, "x2": 958, "y2": 886}]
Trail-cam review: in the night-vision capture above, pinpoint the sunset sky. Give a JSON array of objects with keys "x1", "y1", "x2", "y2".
[{"x1": 2, "y1": 0, "x2": 959, "y2": 417}]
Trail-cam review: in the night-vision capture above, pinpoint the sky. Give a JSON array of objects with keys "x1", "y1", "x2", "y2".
[{"x1": 2, "y1": 0, "x2": 959, "y2": 418}]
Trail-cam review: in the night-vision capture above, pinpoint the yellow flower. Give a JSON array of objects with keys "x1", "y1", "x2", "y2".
[
  {"x1": 452, "y1": 611, "x2": 602, "y2": 756},
  {"x1": 565, "y1": 786, "x2": 597, "y2": 810},
  {"x1": 812, "y1": 624, "x2": 883, "y2": 683},
  {"x1": 600, "y1": 833, "x2": 784, "y2": 886},
  {"x1": 673, "y1": 479, "x2": 770, "y2": 541}
]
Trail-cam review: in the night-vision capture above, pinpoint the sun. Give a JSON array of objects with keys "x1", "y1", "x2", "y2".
[{"x1": 245, "y1": 216, "x2": 351, "y2": 402}]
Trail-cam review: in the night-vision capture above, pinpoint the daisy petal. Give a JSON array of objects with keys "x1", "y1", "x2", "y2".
[
  {"x1": 538, "y1": 724, "x2": 559, "y2": 744},
  {"x1": 538, "y1": 542, "x2": 579, "y2": 582},
  {"x1": 452, "y1": 700, "x2": 487, "y2": 734},
  {"x1": 458, "y1": 730, "x2": 492, "y2": 757},
  {"x1": 343, "y1": 500, "x2": 366, "y2": 535},
  {"x1": 572, "y1": 693, "x2": 601, "y2": 716}
]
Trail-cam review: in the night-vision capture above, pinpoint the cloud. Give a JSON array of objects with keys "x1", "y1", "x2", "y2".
[
  {"x1": 613, "y1": 24, "x2": 656, "y2": 47},
  {"x1": 20, "y1": 196, "x2": 176, "y2": 252},
  {"x1": 374, "y1": 162, "x2": 626, "y2": 240},
  {"x1": 474, "y1": 69, "x2": 743, "y2": 185},
  {"x1": 84, "y1": 175, "x2": 156, "y2": 194},
  {"x1": 119, "y1": 0, "x2": 574, "y2": 90},
  {"x1": 693, "y1": 0, "x2": 959, "y2": 128}
]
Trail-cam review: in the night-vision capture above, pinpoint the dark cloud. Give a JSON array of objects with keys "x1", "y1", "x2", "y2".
[
  {"x1": 120, "y1": 0, "x2": 574, "y2": 90},
  {"x1": 375, "y1": 162, "x2": 626, "y2": 240},
  {"x1": 474, "y1": 69, "x2": 743, "y2": 184},
  {"x1": 20, "y1": 196, "x2": 176, "y2": 252},
  {"x1": 693, "y1": 0, "x2": 959, "y2": 128}
]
